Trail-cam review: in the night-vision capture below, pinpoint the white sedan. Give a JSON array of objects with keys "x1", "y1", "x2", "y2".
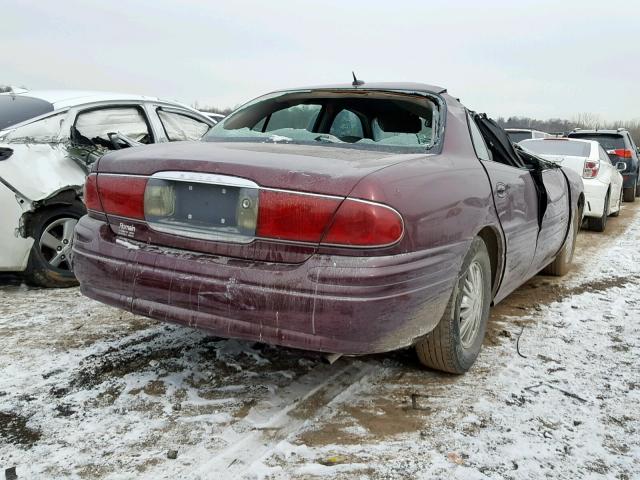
[
  {"x1": 0, "y1": 89, "x2": 215, "y2": 287},
  {"x1": 521, "y1": 138, "x2": 624, "y2": 232}
]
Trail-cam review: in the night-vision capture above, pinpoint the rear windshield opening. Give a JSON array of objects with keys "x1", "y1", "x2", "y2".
[
  {"x1": 204, "y1": 90, "x2": 440, "y2": 153},
  {"x1": 568, "y1": 134, "x2": 625, "y2": 151},
  {"x1": 521, "y1": 139, "x2": 591, "y2": 157},
  {"x1": 0, "y1": 95, "x2": 54, "y2": 130}
]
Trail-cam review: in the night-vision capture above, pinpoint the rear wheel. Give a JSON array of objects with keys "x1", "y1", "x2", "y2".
[
  {"x1": 543, "y1": 204, "x2": 580, "y2": 276},
  {"x1": 415, "y1": 237, "x2": 491, "y2": 374},
  {"x1": 24, "y1": 205, "x2": 85, "y2": 288},
  {"x1": 587, "y1": 192, "x2": 609, "y2": 232}
]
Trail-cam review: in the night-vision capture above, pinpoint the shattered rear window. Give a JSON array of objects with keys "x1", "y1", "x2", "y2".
[
  {"x1": 204, "y1": 90, "x2": 440, "y2": 153},
  {"x1": 0, "y1": 95, "x2": 54, "y2": 130}
]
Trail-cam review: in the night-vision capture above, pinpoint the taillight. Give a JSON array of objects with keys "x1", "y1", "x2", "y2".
[
  {"x1": 256, "y1": 190, "x2": 340, "y2": 242},
  {"x1": 608, "y1": 149, "x2": 633, "y2": 158},
  {"x1": 96, "y1": 175, "x2": 147, "y2": 219},
  {"x1": 583, "y1": 160, "x2": 600, "y2": 179},
  {"x1": 322, "y1": 199, "x2": 404, "y2": 247},
  {"x1": 83, "y1": 173, "x2": 102, "y2": 212}
]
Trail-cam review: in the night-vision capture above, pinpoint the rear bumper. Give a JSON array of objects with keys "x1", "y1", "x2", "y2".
[{"x1": 72, "y1": 216, "x2": 464, "y2": 354}]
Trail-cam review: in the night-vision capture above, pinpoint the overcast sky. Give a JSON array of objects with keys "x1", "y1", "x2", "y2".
[{"x1": 2, "y1": 0, "x2": 639, "y2": 121}]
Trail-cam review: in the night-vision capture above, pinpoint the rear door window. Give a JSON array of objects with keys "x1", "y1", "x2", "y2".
[
  {"x1": 0, "y1": 95, "x2": 54, "y2": 130},
  {"x1": 0, "y1": 112, "x2": 66, "y2": 143},
  {"x1": 157, "y1": 109, "x2": 211, "y2": 141},
  {"x1": 74, "y1": 106, "x2": 152, "y2": 149},
  {"x1": 467, "y1": 114, "x2": 491, "y2": 161}
]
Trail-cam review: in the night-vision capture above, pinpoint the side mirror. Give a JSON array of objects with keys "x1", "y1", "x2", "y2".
[{"x1": 616, "y1": 161, "x2": 626, "y2": 172}]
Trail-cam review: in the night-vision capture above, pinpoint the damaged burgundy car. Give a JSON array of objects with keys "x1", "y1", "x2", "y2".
[{"x1": 73, "y1": 82, "x2": 584, "y2": 373}]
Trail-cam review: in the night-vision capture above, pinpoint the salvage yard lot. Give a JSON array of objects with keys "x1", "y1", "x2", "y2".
[{"x1": 1, "y1": 206, "x2": 640, "y2": 479}]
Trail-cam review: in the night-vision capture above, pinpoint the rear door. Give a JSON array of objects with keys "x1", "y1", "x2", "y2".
[
  {"x1": 469, "y1": 114, "x2": 539, "y2": 298},
  {"x1": 523, "y1": 153, "x2": 570, "y2": 274}
]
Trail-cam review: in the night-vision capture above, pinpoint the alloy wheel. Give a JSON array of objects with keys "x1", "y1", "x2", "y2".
[
  {"x1": 459, "y1": 261, "x2": 484, "y2": 348},
  {"x1": 39, "y1": 217, "x2": 78, "y2": 271}
]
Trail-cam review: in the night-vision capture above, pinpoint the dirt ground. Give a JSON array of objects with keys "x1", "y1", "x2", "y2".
[{"x1": 1, "y1": 204, "x2": 639, "y2": 479}]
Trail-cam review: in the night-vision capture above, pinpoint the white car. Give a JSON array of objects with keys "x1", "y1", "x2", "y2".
[
  {"x1": 505, "y1": 128, "x2": 553, "y2": 143},
  {"x1": 521, "y1": 138, "x2": 625, "y2": 232},
  {"x1": 0, "y1": 90, "x2": 215, "y2": 287}
]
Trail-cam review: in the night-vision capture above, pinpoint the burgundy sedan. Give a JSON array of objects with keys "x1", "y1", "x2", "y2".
[{"x1": 73, "y1": 82, "x2": 584, "y2": 373}]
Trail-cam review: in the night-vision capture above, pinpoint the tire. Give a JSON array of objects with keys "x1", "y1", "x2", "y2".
[
  {"x1": 415, "y1": 237, "x2": 491, "y2": 374},
  {"x1": 623, "y1": 186, "x2": 635, "y2": 202},
  {"x1": 543, "y1": 205, "x2": 580, "y2": 276},
  {"x1": 587, "y1": 192, "x2": 609, "y2": 232},
  {"x1": 636, "y1": 180, "x2": 640, "y2": 197},
  {"x1": 23, "y1": 205, "x2": 85, "y2": 288},
  {"x1": 611, "y1": 189, "x2": 623, "y2": 217}
]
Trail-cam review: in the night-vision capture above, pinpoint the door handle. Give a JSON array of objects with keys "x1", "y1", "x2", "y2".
[{"x1": 496, "y1": 182, "x2": 509, "y2": 198}]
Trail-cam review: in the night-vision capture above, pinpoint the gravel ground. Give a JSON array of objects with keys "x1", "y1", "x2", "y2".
[{"x1": 1, "y1": 204, "x2": 639, "y2": 480}]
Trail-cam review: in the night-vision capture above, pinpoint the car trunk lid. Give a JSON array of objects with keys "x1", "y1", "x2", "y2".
[{"x1": 94, "y1": 141, "x2": 420, "y2": 263}]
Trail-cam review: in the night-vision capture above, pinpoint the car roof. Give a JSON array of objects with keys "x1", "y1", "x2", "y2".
[
  {"x1": 569, "y1": 129, "x2": 626, "y2": 135},
  {"x1": 0, "y1": 89, "x2": 163, "y2": 109},
  {"x1": 276, "y1": 82, "x2": 448, "y2": 95}
]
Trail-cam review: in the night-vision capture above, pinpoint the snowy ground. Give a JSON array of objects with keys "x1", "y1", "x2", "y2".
[{"x1": 1, "y1": 204, "x2": 639, "y2": 480}]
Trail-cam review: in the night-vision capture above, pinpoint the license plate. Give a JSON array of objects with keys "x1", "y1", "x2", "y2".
[{"x1": 144, "y1": 174, "x2": 259, "y2": 242}]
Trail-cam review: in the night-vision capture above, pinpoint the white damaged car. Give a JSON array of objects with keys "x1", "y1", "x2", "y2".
[
  {"x1": 0, "y1": 90, "x2": 214, "y2": 287},
  {"x1": 521, "y1": 138, "x2": 624, "y2": 232}
]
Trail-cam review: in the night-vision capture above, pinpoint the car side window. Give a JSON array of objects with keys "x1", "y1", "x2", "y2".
[
  {"x1": 158, "y1": 109, "x2": 210, "y2": 141},
  {"x1": 467, "y1": 114, "x2": 491, "y2": 161},
  {"x1": 0, "y1": 112, "x2": 66, "y2": 143},
  {"x1": 74, "y1": 106, "x2": 152, "y2": 149},
  {"x1": 330, "y1": 109, "x2": 364, "y2": 140}
]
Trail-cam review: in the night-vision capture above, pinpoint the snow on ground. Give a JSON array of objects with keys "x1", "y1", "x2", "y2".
[{"x1": 1, "y1": 205, "x2": 639, "y2": 480}]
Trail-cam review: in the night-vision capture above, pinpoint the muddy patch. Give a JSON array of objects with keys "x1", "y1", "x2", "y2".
[{"x1": 0, "y1": 411, "x2": 41, "y2": 447}]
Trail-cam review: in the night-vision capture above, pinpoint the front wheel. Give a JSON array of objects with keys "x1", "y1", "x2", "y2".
[
  {"x1": 415, "y1": 237, "x2": 491, "y2": 374},
  {"x1": 24, "y1": 205, "x2": 85, "y2": 288}
]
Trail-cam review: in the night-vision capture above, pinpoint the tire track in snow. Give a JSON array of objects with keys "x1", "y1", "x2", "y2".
[{"x1": 192, "y1": 359, "x2": 377, "y2": 477}]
